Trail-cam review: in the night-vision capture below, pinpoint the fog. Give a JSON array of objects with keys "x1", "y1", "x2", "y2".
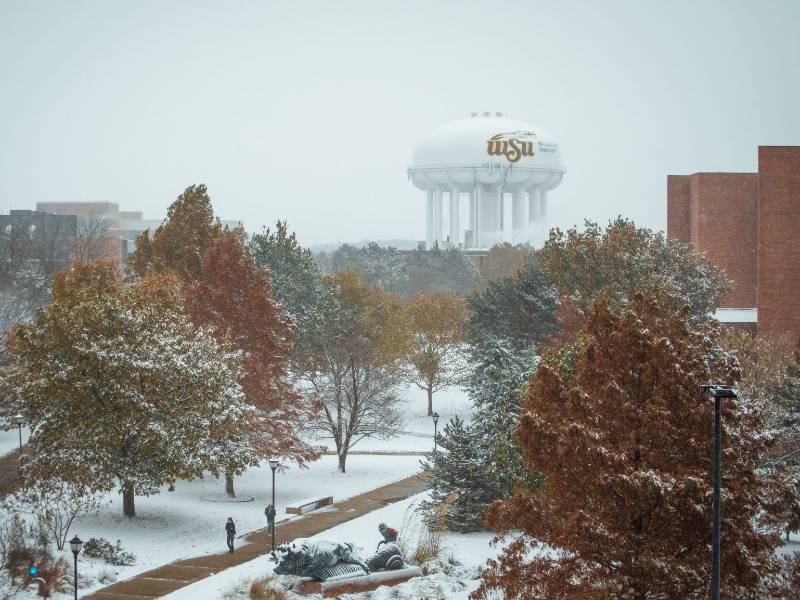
[{"x1": 1, "y1": 0, "x2": 798, "y2": 246}]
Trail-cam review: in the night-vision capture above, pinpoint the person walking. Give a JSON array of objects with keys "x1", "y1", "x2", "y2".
[
  {"x1": 225, "y1": 517, "x2": 236, "y2": 553},
  {"x1": 265, "y1": 504, "x2": 276, "y2": 534}
]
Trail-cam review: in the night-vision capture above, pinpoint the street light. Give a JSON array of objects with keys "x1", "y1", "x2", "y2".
[
  {"x1": 431, "y1": 412, "x2": 440, "y2": 452},
  {"x1": 13, "y1": 413, "x2": 24, "y2": 456},
  {"x1": 69, "y1": 535, "x2": 83, "y2": 600},
  {"x1": 701, "y1": 384, "x2": 737, "y2": 600},
  {"x1": 268, "y1": 459, "x2": 279, "y2": 552}
]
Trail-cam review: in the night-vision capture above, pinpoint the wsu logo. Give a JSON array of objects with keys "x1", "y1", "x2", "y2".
[{"x1": 486, "y1": 131, "x2": 537, "y2": 163}]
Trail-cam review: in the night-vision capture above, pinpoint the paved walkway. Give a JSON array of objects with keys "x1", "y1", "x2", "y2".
[
  {"x1": 84, "y1": 473, "x2": 428, "y2": 600},
  {"x1": 0, "y1": 447, "x2": 26, "y2": 498}
]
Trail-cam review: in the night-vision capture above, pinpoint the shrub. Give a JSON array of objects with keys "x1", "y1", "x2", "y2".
[
  {"x1": 25, "y1": 557, "x2": 69, "y2": 597},
  {"x1": 249, "y1": 576, "x2": 288, "y2": 600},
  {"x1": 83, "y1": 537, "x2": 136, "y2": 566},
  {"x1": 397, "y1": 496, "x2": 452, "y2": 569}
]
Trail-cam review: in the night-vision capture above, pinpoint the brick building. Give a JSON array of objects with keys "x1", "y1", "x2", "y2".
[{"x1": 667, "y1": 146, "x2": 800, "y2": 342}]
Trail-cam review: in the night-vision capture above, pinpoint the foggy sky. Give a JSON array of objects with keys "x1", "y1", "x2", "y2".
[{"x1": 1, "y1": 1, "x2": 799, "y2": 247}]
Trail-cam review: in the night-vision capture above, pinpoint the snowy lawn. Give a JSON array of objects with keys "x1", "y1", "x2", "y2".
[
  {"x1": 0, "y1": 426, "x2": 29, "y2": 458},
  {"x1": 309, "y1": 385, "x2": 472, "y2": 454},
  {"x1": 24, "y1": 454, "x2": 421, "y2": 599},
  {"x1": 162, "y1": 491, "x2": 506, "y2": 600}
]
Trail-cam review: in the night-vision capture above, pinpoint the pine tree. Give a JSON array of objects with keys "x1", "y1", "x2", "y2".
[
  {"x1": 475, "y1": 292, "x2": 784, "y2": 599},
  {"x1": 8, "y1": 264, "x2": 256, "y2": 517},
  {"x1": 423, "y1": 261, "x2": 558, "y2": 530},
  {"x1": 187, "y1": 233, "x2": 319, "y2": 496},
  {"x1": 421, "y1": 417, "x2": 497, "y2": 532}
]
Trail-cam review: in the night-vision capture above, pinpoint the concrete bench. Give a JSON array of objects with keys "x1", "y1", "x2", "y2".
[{"x1": 286, "y1": 495, "x2": 333, "y2": 515}]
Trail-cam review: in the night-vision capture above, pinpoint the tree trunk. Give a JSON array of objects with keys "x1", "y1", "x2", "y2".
[
  {"x1": 427, "y1": 384, "x2": 433, "y2": 416},
  {"x1": 338, "y1": 451, "x2": 347, "y2": 473},
  {"x1": 225, "y1": 473, "x2": 236, "y2": 498},
  {"x1": 123, "y1": 482, "x2": 135, "y2": 518}
]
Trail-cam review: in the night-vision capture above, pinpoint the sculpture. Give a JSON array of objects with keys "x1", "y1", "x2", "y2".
[{"x1": 271, "y1": 538, "x2": 370, "y2": 580}]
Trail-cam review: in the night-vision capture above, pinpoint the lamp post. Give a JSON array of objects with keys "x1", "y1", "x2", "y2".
[
  {"x1": 431, "y1": 412, "x2": 440, "y2": 452},
  {"x1": 701, "y1": 385, "x2": 737, "y2": 600},
  {"x1": 13, "y1": 413, "x2": 24, "y2": 456},
  {"x1": 69, "y1": 535, "x2": 83, "y2": 600},
  {"x1": 268, "y1": 459, "x2": 278, "y2": 552}
]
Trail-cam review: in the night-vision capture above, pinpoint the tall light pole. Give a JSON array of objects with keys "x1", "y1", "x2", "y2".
[
  {"x1": 13, "y1": 413, "x2": 24, "y2": 456},
  {"x1": 431, "y1": 412, "x2": 440, "y2": 452},
  {"x1": 702, "y1": 384, "x2": 737, "y2": 600},
  {"x1": 268, "y1": 459, "x2": 278, "y2": 552},
  {"x1": 69, "y1": 535, "x2": 83, "y2": 600}
]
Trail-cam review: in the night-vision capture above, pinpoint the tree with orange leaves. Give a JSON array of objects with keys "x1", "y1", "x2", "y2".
[
  {"x1": 474, "y1": 292, "x2": 786, "y2": 599},
  {"x1": 186, "y1": 233, "x2": 319, "y2": 496}
]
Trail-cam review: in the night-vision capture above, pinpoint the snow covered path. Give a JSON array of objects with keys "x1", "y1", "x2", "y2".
[{"x1": 83, "y1": 474, "x2": 427, "y2": 600}]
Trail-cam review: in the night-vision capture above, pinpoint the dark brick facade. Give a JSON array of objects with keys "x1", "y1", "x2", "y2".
[
  {"x1": 667, "y1": 147, "x2": 800, "y2": 342},
  {"x1": 757, "y1": 147, "x2": 800, "y2": 339}
]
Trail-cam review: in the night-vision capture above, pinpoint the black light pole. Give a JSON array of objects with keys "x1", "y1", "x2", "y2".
[
  {"x1": 432, "y1": 412, "x2": 440, "y2": 451},
  {"x1": 13, "y1": 413, "x2": 24, "y2": 456},
  {"x1": 702, "y1": 385, "x2": 737, "y2": 600},
  {"x1": 268, "y1": 459, "x2": 278, "y2": 552},
  {"x1": 69, "y1": 535, "x2": 83, "y2": 600}
]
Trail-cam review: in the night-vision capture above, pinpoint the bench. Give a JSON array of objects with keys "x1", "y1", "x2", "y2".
[{"x1": 286, "y1": 495, "x2": 334, "y2": 515}]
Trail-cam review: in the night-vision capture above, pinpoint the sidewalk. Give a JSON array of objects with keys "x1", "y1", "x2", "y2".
[
  {"x1": 84, "y1": 473, "x2": 428, "y2": 600},
  {"x1": 0, "y1": 447, "x2": 25, "y2": 498}
]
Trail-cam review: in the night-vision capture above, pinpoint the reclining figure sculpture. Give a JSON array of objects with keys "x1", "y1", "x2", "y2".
[{"x1": 271, "y1": 538, "x2": 370, "y2": 579}]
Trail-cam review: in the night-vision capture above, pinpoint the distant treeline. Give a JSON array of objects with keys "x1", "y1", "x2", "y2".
[{"x1": 314, "y1": 242, "x2": 479, "y2": 299}]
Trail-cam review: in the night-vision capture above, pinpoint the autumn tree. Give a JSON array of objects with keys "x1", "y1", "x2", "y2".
[
  {"x1": 538, "y1": 218, "x2": 732, "y2": 326},
  {"x1": 475, "y1": 292, "x2": 785, "y2": 600},
  {"x1": 187, "y1": 233, "x2": 319, "y2": 496},
  {"x1": 479, "y1": 242, "x2": 535, "y2": 284},
  {"x1": 299, "y1": 270, "x2": 405, "y2": 472},
  {"x1": 404, "y1": 292, "x2": 468, "y2": 416},
  {"x1": 128, "y1": 184, "x2": 223, "y2": 280},
  {"x1": 7, "y1": 262, "x2": 255, "y2": 517}
]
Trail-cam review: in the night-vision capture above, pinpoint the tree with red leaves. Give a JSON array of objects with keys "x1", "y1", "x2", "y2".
[
  {"x1": 187, "y1": 233, "x2": 318, "y2": 496},
  {"x1": 474, "y1": 292, "x2": 786, "y2": 600}
]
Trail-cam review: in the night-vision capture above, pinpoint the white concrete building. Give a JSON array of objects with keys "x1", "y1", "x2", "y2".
[{"x1": 408, "y1": 113, "x2": 565, "y2": 250}]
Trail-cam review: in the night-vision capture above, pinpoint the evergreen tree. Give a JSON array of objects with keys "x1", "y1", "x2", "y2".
[
  {"x1": 421, "y1": 417, "x2": 496, "y2": 532},
  {"x1": 248, "y1": 222, "x2": 335, "y2": 362},
  {"x1": 424, "y1": 261, "x2": 558, "y2": 530}
]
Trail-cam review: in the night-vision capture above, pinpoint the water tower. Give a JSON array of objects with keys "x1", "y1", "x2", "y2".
[{"x1": 408, "y1": 112, "x2": 565, "y2": 250}]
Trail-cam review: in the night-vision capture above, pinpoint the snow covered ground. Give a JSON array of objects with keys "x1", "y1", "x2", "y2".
[
  {"x1": 0, "y1": 426, "x2": 29, "y2": 457},
  {"x1": 1, "y1": 384, "x2": 472, "y2": 598},
  {"x1": 162, "y1": 492, "x2": 504, "y2": 600},
  {"x1": 309, "y1": 385, "x2": 472, "y2": 454},
  {"x1": 28, "y1": 454, "x2": 421, "y2": 598}
]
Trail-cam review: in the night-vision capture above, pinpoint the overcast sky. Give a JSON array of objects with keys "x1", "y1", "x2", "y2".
[{"x1": 1, "y1": 1, "x2": 798, "y2": 246}]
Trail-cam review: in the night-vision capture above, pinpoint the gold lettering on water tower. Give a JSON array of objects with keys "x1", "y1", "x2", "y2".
[{"x1": 486, "y1": 132, "x2": 537, "y2": 163}]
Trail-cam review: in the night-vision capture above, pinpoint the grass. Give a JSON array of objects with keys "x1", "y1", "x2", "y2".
[
  {"x1": 248, "y1": 576, "x2": 289, "y2": 600},
  {"x1": 396, "y1": 493, "x2": 455, "y2": 567}
]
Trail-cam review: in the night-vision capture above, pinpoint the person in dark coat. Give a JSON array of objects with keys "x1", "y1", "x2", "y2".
[
  {"x1": 265, "y1": 504, "x2": 277, "y2": 533},
  {"x1": 226, "y1": 517, "x2": 236, "y2": 553}
]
